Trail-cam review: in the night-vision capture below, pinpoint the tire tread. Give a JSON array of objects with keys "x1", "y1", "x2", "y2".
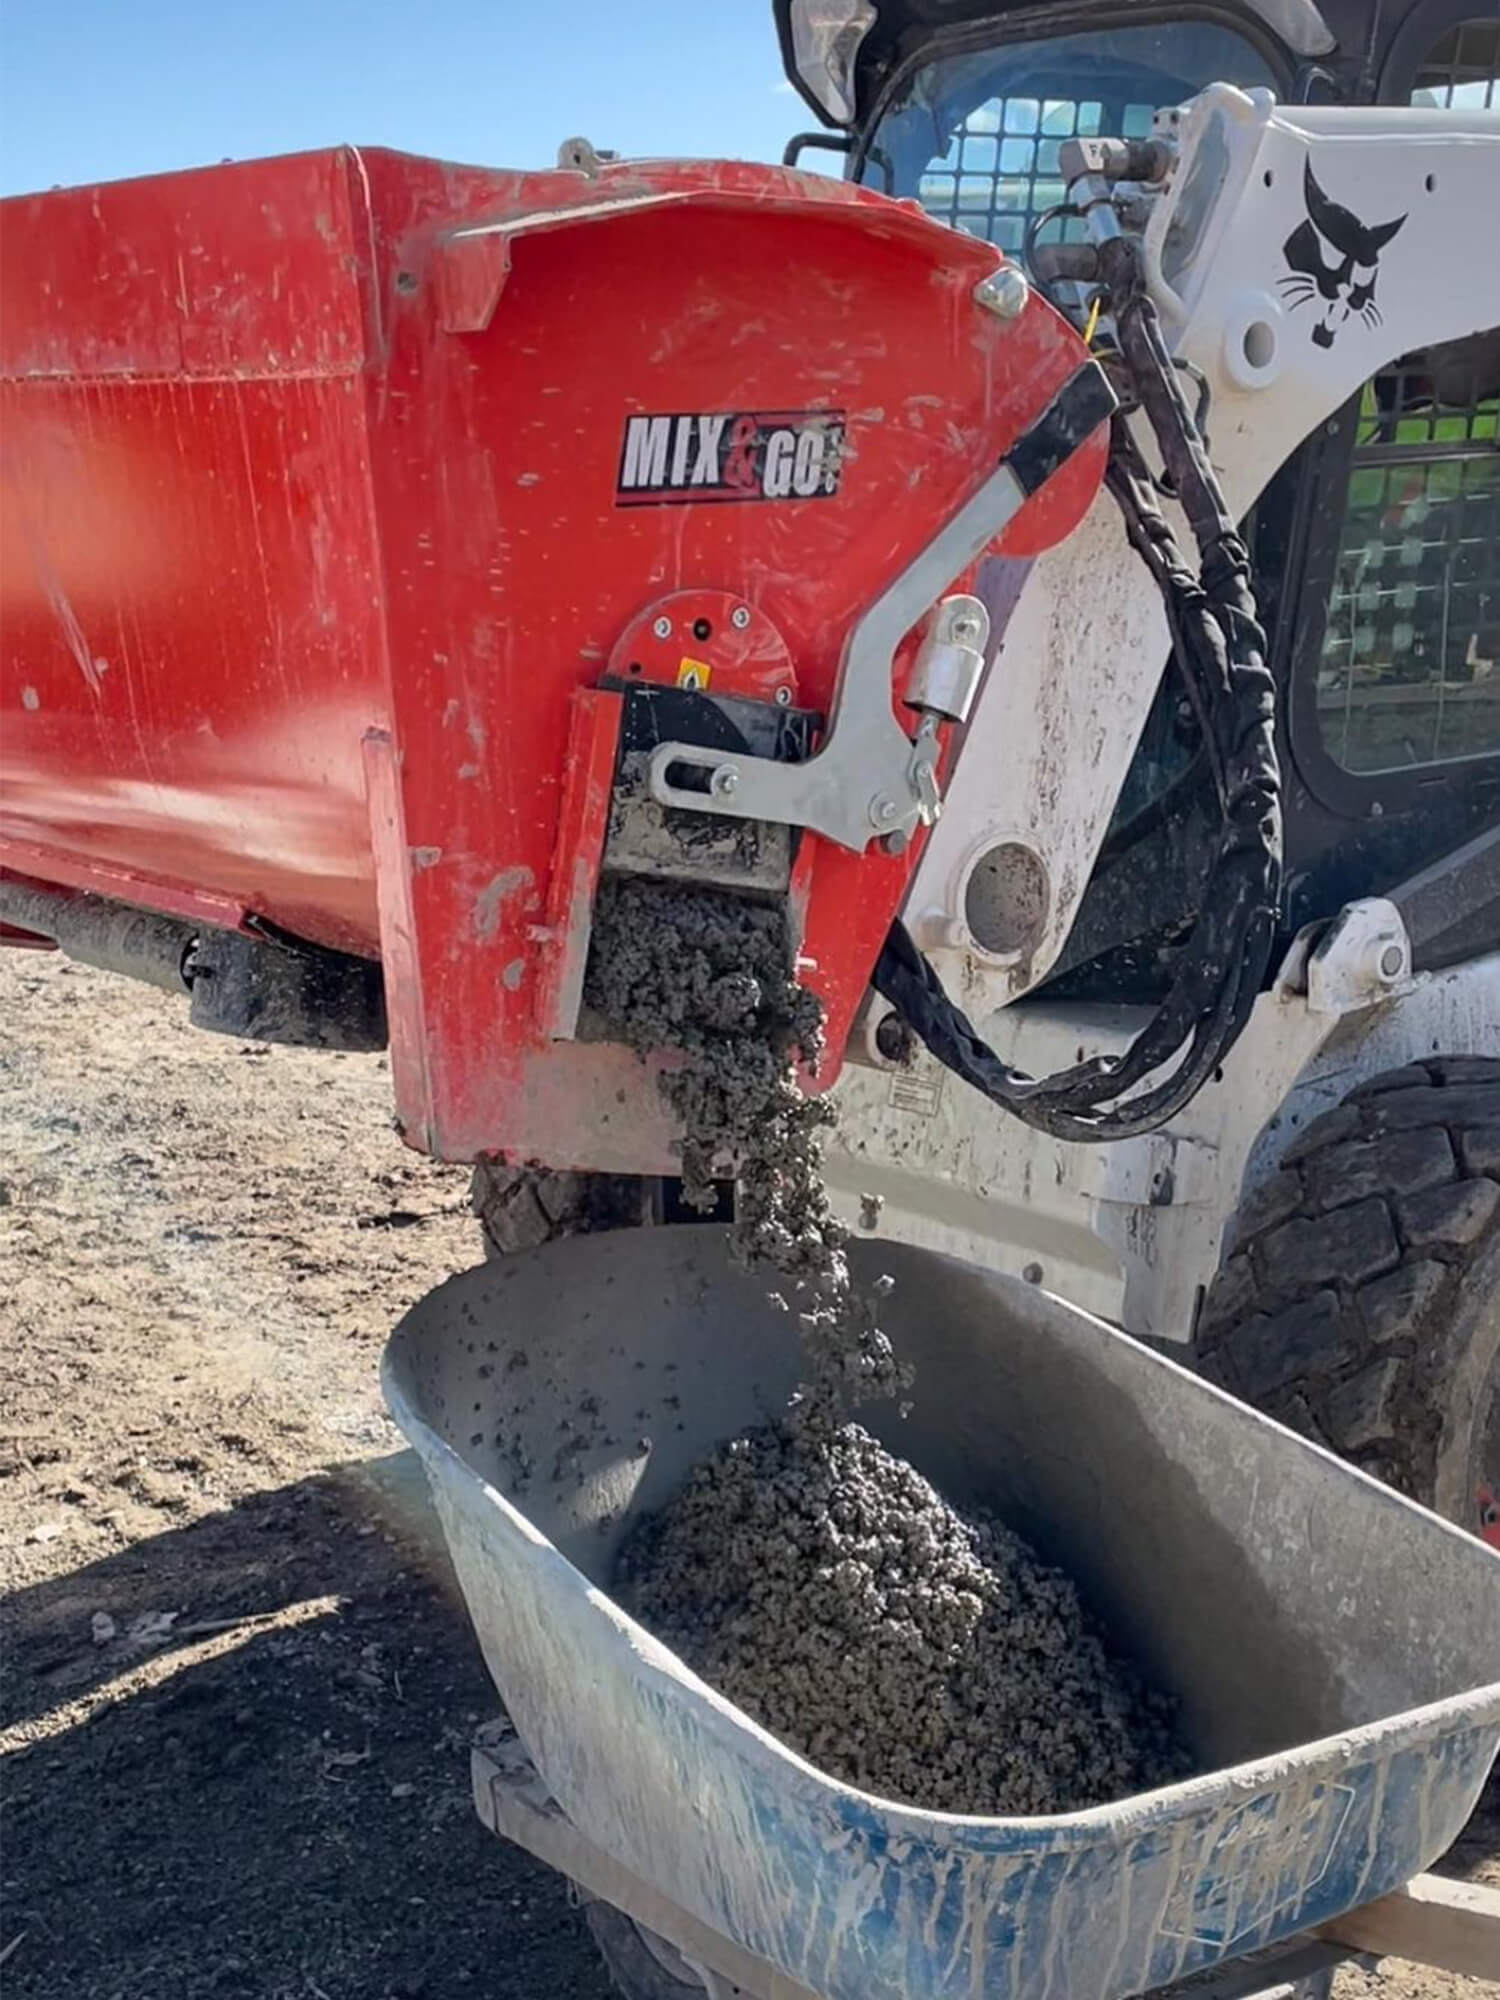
[{"x1": 1197, "y1": 1058, "x2": 1500, "y2": 1499}]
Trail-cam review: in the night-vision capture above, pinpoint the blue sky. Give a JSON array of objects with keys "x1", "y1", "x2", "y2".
[{"x1": 0, "y1": 1, "x2": 814, "y2": 197}]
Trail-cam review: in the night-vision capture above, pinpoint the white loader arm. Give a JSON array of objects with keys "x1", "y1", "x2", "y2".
[{"x1": 902, "y1": 86, "x2": 1500, "y2": 1017}]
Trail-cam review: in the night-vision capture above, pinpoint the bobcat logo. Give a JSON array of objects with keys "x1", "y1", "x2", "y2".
[{"x1": 1279, "y1": 160, "x2": 1406, "y2": 348}]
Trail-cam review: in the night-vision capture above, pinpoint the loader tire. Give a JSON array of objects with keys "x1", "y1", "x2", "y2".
[
  {"x1": 1196, "y1": 1055, "x2": 1500, "y2": 1533},
  {"x1": 469, "y1": 1159, "x2": 655, "y2": 1257}
]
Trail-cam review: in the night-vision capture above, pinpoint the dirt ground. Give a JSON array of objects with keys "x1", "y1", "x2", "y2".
[{"x1": 1, "y1": 953, "x2": 1495, "y2": 1999}]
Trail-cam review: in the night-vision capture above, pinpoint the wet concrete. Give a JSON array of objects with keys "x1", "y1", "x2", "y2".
[
  {"x1": 617, "y1": 1414, "x2": 1188, "y2": 1816},
  {"x1": 584, "y1": 877, "x2": 901, "y2": 1401}
]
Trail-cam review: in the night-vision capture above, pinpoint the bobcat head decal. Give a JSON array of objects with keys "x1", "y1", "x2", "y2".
[{"x1": 1279, "y1": 159, "x2": 1407, "y2": 348}]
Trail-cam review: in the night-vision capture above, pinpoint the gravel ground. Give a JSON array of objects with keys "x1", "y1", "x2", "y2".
[
  {"x1": 0, "y1": 953, "x2": 614, "y2": 2000},
  {"x1": 1, "y1": 952, "x2": 1494, "y2": 1999}
]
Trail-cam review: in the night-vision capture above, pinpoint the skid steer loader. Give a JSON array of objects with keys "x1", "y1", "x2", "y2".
[
  {"x1": 3, "y1": 11, "x2": 1495, "y2": 1535},
  {"x1": 473, "y1": 0, "x2": 1500, "y2": 1542}
]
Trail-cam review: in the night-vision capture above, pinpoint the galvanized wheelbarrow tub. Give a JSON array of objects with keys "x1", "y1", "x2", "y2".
[{"x1": 382, "y1": 1229, "x2": 1500, "y2": 2000}]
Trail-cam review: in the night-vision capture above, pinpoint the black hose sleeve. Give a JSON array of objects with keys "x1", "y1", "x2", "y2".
[{"x1": 871, "y1": 270, "x2": 1282, "y2": 1142}]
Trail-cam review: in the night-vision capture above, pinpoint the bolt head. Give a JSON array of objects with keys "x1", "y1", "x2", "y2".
[
  {"x1": 730, "y1": 605, "x2": 751, "y2": 630},
  {"x1": 652, "y1": 615, "x2": 672, "y2": 639},
  {"x1": 871, "y1": 795, "x2": 898, "y2": 825},
  {"x1": 879, "y1": 828, "x2": 910, "y2": 856},
  {"x1": 1378, "y1": 942, "x2": 1405, "y2": 980},
  {"x1": 774, "y1": 685, "x2": 793, "y2": 706},
  {"x1": 710, "y1": 767, "x2": 739, "y2": 798},
  {"x1": 974, "y1": 266, "x2": 1029, "y2": 320}
]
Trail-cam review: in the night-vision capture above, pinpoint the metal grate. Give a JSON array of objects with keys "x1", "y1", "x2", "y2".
[
  {"x1": 917, "y1": 96, "x2": 1158, "y2": 253},
  {"x1": 889, "y1": 24, "x2": 1275, "y2": 255},
  {"x1": 1315, "y1": 18, "x2": 1500, "y2": 774},
  {"x1": 1319, "y1": 423, "x2": 1500, "y2": 770},
  {"x1": 1411, "y1": 16, "x2": 1500, "y2": 108}
]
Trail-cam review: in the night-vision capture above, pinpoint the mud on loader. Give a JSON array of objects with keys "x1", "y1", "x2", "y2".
[
  {"x1": 469, "y1": 0, "x2": 1500, "y2": 1546},
  {"x1": 4, "y1": 2, "x2": 1500, "y2": 1995}
]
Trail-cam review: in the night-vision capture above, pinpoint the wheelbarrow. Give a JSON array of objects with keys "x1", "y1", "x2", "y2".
[{"x1": 381, "y1": 1230, "x2": 1500, "y2": 1999}]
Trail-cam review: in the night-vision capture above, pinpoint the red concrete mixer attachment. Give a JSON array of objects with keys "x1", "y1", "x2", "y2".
[{"x1": 0, "y1": 147, "x2": 1110, "y2": 1170}]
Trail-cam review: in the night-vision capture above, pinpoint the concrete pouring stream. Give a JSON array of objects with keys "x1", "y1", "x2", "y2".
[{"x1": 584, "y1": 878, "x2": 1188, "y2": 1815}]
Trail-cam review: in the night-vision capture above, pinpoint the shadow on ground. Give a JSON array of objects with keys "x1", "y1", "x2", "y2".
[{"x1": 2, "y1": 1455, "x2": 613, "y2": 2000}]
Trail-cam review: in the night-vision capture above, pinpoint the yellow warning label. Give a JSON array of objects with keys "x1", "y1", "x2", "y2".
[{"x1": 676, "y1": 657, "x2": 712, "y2": 690}]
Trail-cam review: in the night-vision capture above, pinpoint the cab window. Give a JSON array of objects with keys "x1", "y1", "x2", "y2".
[
  {"x1": 866, "y1": 22, "x2": 1275, "y2": 255},
  {"x1": 1313, "y1": 19, "x2": 1500, "y2": 775}
]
